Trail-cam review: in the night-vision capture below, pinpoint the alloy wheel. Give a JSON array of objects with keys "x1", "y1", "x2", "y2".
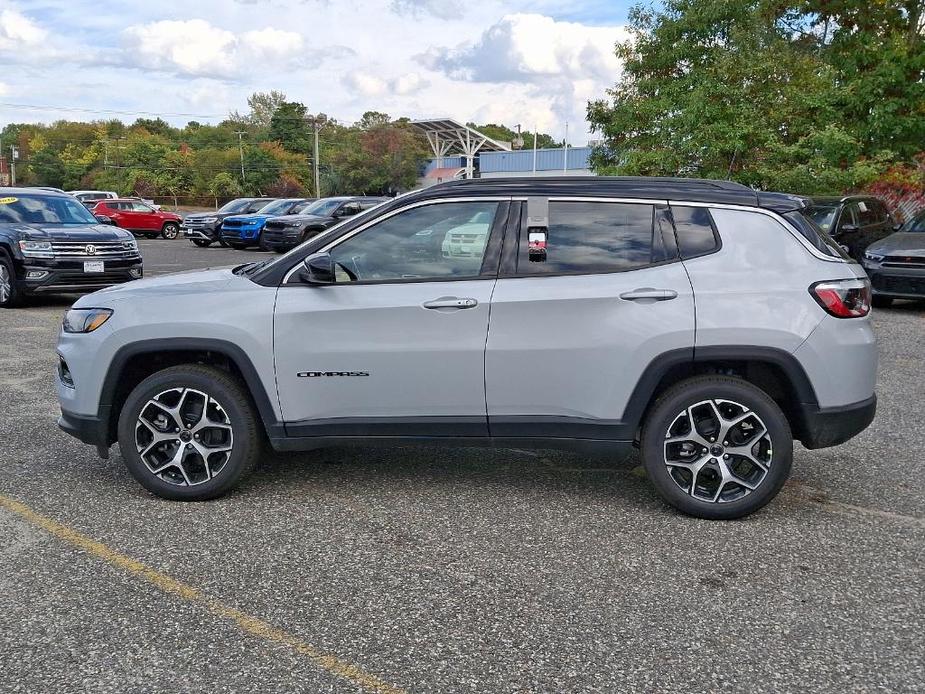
[
  {"x1": 663, "y1": 398, "x2": 772, "y2": 503},
  {"x1": 0, "y1": 264, "x2": 10, "y2": 304},
  {"x1": 134, "y1": 387, "x2": 234, "y2": 486}
]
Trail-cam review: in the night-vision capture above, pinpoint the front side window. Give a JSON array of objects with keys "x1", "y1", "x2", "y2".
[
  {"x1": 328, "y1": 201, "x2": 500, "y2": 282},
  {"x1": 518, "y1": 201, "x2": 666, "y2": 275}
]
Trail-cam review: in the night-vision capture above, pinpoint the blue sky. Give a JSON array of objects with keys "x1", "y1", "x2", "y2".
[{"x1": 0, "y1": 0, "x2": 637, "y2": 141}]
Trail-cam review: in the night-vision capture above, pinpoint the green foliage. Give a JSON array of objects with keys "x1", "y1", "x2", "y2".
[
  {"x1": 587, "y1": 0, "x2": 924, "y2": 192},
  {"x1": 268, "y1": 102, "x2": 311, "y2": 154},
  {"x1": 467, "y1": 123, "x2": 562, "y2": 149}
]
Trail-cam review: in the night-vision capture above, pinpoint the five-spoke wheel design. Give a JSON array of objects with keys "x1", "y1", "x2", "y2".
[
  {"x1": 135, "y1": 387, "x2": 234, "y2": 486},
  {"x1": 663, "y1": 398, "x2": 772, "y2": 503}
]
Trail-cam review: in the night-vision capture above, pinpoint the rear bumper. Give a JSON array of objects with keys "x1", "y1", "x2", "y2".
[{"x1": 797, "y1": 395, "x2": 876, "y2": 449}]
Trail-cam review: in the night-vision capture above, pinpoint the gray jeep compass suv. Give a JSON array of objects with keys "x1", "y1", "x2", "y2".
[{"x1": 55, "y1": 177, "x2": 877, "y2": 519}]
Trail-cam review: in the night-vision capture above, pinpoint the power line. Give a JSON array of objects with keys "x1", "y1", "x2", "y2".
[{"x1": 0, "y1": 102, "x2": 225, "y2": 119}]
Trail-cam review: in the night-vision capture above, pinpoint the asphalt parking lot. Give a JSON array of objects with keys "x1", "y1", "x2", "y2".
[{"x1": 1, "y1": 238, "x2": 923, "y2": 693}]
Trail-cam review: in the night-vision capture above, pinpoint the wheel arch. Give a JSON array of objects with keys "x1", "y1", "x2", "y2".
[
  {"x1": 99, "y1": 338, "x2": 284, "y2": 445},
  {"x1": 623, "y1": 346, "x2": 818, "y2": 444}
]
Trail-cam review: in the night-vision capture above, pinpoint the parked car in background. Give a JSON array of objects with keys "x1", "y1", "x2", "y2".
[
  {"x1": 68, "y1": 190, "x2": 119, "y2": 208},
  {"x1": 261, "y1": 196, "x2": 387, "y2": 253},
  {"x1": 862, "y1": 208, "x2": 925, "y2": 307},
  {"x1": 92, "y1": 199, "x2": 183, "y2": 239},
  {"x1": 182, "y1": 198, "x2": 273, "y2": 247},
  {"x1": 220, "y1": 198, "x2": 314, "y2": 250},
  {"x1": 803, "y1": 195, "x2": 897, "y2": 261},
  {"x1": 0, "y1": 188, "x2": 142, "y2": 307}
]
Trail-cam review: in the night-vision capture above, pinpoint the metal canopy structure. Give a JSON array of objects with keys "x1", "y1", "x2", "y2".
[{"x1": 411, "y1": 118, "x2": 511, "y2": 179}]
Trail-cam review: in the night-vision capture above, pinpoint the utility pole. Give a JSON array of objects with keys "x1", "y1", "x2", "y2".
[
  {"x1": 532, "y1": 124, "x2": 538, "y2": 176},
  {"x1": 103, "y1": 138, "x2": 109, "y2": 168},
  {"x1": 304, "y1": 116, "x2": 325, "y2": 198},
  {"x1": 563, "y1": 121, "x2": 569, "y2": 173},
  {"x1": 234, "y1": 131, "x2": 247, "y2": 185},
  {"x1": 9, "y1": 145, "x2": 18, "y2": 186}
]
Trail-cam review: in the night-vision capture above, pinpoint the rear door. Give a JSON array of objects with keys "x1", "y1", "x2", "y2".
[{"x1": 485, "y1": 198, "x2": 695, "y2": 440}]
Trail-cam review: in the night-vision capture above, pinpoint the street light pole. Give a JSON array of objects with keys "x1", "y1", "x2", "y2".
[
  {"x1": 313, "y1": 121, "x2": 320, "y2": 198},
  {"x1": 10, "y1": 145, "x2": 18, "y2": 186},
  {"x1": 234, "y1": 131, "x2": 247, "y2": 185}
]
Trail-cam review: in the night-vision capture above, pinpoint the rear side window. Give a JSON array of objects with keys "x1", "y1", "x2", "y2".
[
  {"x1": 785, "y1": 211, "x2": 851, "y2": 260},
  {"x1": 518, "y1": 201, "x2": 667, "y2": 275},
  {"x1": 670, "y1": 206, "x2": 719, "y2": 259}
]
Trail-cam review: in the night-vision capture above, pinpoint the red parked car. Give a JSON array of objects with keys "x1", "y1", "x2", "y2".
[{"x1": 92, "y1": 199, "x2": 182, "y2": 239}]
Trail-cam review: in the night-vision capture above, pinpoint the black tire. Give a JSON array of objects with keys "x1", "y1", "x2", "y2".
[
  {"x1": 640, "y1": 375, "x2": 792, "y2": 520},
  {"x1": 117, "y1": 365, "x2": 262, "y2": 501},
  {"x1": 144, "y1": 233, "x2": 158, "y2": 239},
  {"x1": 0, "y1": 254, "x2": 24, "y2": 308},
  {"x1": 191, "y1": 239, "x2": 212, "y2": 248},
  {"x1": 161, "y1": 222, "x2": 180, "y2": 240},
  {"x1": 872, "y1": 295, "x2": 893, "y2": 309},
  {"x1": 229, "y1": 243, "x2": 248, "y2": 250}
]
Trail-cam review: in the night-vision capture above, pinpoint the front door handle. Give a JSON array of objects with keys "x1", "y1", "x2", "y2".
[
  {"x1": 423, "y1": 296, "x2": 479, "y2": 310},
  {"x1": 619, "y1": 288, "x2": 678, "y2": 302}
]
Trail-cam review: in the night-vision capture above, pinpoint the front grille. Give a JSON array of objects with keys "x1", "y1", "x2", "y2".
[
  {"x1": 223, "y1": 219, "x2": 246, "y2": 228},
  {"x1": 51, "y1": 241, "x2": 138, "y2": 259},
  {"x1": 264, "y1": 221, "x2": 288, "y2": 231},
  {"x1": 183, "y1": 219, "x2": 210, "y2": 229},
  {"x1": 872, "y1": 274, "x2": 925, "y2": 295},
  {"x1": 221, "y1": 229, "x2": 242, "y2": 240},
  {"x1": 883, "y1": 255, "x2": 925, "y2": 268}
]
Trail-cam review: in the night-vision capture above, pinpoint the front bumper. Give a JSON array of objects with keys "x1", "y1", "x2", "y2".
[
  {"x1": 796, "y1": 395, "x2": 877, "y2": 449},
  {"x1": 864, "y1": 264, "x2": 925, "y2": 300},
  {"x1": 221, "y1": 225, "x2": 263, "y2": 244},
  {"x1": 183, "y1": 227, "x2": 218, "y2": 241},
  {"x1": 58, "y1": 407, "x2": 111, "y2": 457},
  {"x1": 22, "y1": 259, "x2": 143, "y2": 294},
  {"x1": 261, "y1": 230, "x2": 301, "y2": 251}
]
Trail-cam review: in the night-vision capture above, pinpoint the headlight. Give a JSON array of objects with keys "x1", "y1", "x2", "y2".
[
  {"x1": 19, "y1": 240, "x2": 54, "y2": 258},
  {"x1": 63, "y1": 308, "x2": 113, "y2": 333},
  {"x1": 863, "y1": 251, "x2": 885, "y2": 262},
  {"x1": 199, "y1": 217, "x2": 217, "y2": 223},
  {"x1": 122, "y1": 238, "x2": 138, "y2": 252},
  {"x1": 286, "y1": 221, "x2": 304, "y2": 228}
]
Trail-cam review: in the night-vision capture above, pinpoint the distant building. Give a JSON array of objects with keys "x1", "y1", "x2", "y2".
[{"x1": 479, "y1": 147, "x2": 594, "y2": 178}]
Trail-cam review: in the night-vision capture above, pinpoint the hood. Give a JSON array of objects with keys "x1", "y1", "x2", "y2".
[
  {"x1": 225, "y1": 213, "x2": 272, "y2": 222},
  {"x1": 866, "y1": 232, "x2": 925, "y2": 257},
  {"x1": 12, "y1": 223, "x2": 134, "y2": 241},
  {"x1": 272, "y1": 213, "x2": 331, "y2": 225},
  {"x1": 76, "y1": 267, "x2": 239, "y2": 305},
  {"x1": 185, "y1": 211, "x2": 235, "y2": 221}
]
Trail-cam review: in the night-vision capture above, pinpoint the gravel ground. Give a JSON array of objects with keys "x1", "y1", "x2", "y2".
[{"x1": 0, "y1": 239, "x2": 922, "y2": 693}]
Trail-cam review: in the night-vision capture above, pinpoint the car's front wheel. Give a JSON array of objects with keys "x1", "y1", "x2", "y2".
[
  {"x1": 0, "y1": 255, "x2": 23, "y2": 308},
  {"x1": 161, "y1": 222, "x2": 180, "y2": 240},
  {"x1": 191, "y1": 239, "x2": 212, "y2": 248},
  {"x1": 640, "y1": 376, "x2": 792, "y2": 520},
  {"x1": 117, "y1": 365, "x2": 262, "y2": 501}
]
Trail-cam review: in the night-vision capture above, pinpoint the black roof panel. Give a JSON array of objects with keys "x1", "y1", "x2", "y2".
[{"x1": 409, "y1": 176, "x2": 809, "y2": 213}]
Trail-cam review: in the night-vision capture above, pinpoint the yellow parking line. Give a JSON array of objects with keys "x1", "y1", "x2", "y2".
[{"x1": 0, "y1": 494, "x2": 406, "y2": 694}]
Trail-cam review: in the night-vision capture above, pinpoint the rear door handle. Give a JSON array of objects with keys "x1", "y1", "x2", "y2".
[
  {"x1": 423, "y1": 296, "x2": 479, "y2": 310},
  {"x1": 619, "y1": 288, "x2": 678, "y2": 302}
]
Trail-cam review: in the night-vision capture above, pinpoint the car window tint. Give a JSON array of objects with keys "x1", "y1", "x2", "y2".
[
  {"x1": 329, "y1": 201, "x2": 499, "y2": 282},
  {"x1": 518, "y1": 201, "x2": 664, "y2": 274},
  {"x1": 856, "y1": 201, "x2": 878, "y2": 226},
  {"x1": 671, "y1": 206, "x2": 719, "y2": 259}
]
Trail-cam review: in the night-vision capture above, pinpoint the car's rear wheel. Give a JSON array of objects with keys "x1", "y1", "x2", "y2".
[
  {"x1": 117, "y1": 365, "x2": 262, "y2": 501},
  {"x1": 161, "y1": 222, "x2": 180, "y2": 240},
  {"x1": 872, "y1": 295, "x2": 893, "y2": 308},
  {"x1": 640, "y1": 375, "x2": 792, "y2": 520},
  {"x1": 0, "y1": 256, "x2": 24, "y2": 308},
  {"x1": 191, "y1": 239, "x2": 212, "y2": 248}
]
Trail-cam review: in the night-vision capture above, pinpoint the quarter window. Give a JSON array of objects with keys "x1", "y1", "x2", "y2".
[
  {"x1": 671, "y1": 206, "x2": 720, "y2": 259},
  {"x1": 328, "y1": 201, "x2": 500, "y2": 282},
  {"x1": 518, "y1": 201, "x2": 667, "y2": 274}
]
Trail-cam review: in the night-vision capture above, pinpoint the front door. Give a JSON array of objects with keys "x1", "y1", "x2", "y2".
[
  {"x1": 485, "y1": 199, "x2": 695, "y2": 440},
  {"x1": 273, "y1": 198, "x2": 509, "y2": 438}
]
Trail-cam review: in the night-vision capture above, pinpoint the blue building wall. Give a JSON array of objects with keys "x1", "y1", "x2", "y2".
[
  {"x1": 422, "y1": 156, "x2": 465, "y2": 175},
  {"x1": 479, "y1": 147, "x2": 592, "y2": 173}
]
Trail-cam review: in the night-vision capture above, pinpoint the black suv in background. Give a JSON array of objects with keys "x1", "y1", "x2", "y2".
[
  {"x1": 0, "y1": 188, "x2": 143, "y2": 307},
  {"x1": 261, "y1": 196, "x2": 388, "y2": 252},
  {"x1": 182, "y1": 198, "x2": 273, "y2": 247},
  {"x1": 803, "y1": 195, "x2": 897, "y2": 261}
]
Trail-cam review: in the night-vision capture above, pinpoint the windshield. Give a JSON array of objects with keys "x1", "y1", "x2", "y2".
[
  {"x1": 0, "y1": 194, "x2": 99, "y2": 225},
  {"x1": 217, "y1": 198, "x2": 254, "y2": 214},
  {"x1": 291, "y1": 200, "x2": 316, "y2": 214},
  {"x1": 803, "y1": 205, "x2": 838, "y2": 233},
  {"x1": 257, "y1": 199, "x2": 299, "y2": 216},
  {"x1": 302, "y1": 199, "x2": 345, "y2": 217},
  {"x1": 900, "y1": 211, "x2": 925, "y2": 232}
]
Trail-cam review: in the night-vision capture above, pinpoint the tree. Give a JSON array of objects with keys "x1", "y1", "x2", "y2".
[
  {"x1": 268, "y1": 101, "x2": 311, "y2": 154},
  {"x1": 208, "y1": 172, "x2": 242, "y2": 208},
  {"x1": 229, "y1": 90, "x2": 288, "y2": 128},
  {"x1": 30, "y1": 148, "x2": 67, "y2": 188}
]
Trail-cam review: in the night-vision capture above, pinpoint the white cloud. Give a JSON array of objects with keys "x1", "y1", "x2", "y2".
[
  {"x1": 0, "y1": 81, "x2": 9, "y2": 97},
  {"x1": 390, "y1": 0, "x2": 463, "y2": 20},
  {"x1": 419, "y1": 13, "x2": 625, "y2": 83},
  {"x1": 124, "y1": 19, "x2": 237, "y2": 77},
  {"x1": 0, "y1": 7, "x2": 46, "y2": 50},
  {"x1": 242, "y1": 27, "x2": 304, "y2": 59},
  {"x1": 343, "y1": 70, "x2": 430, "y2": 97},
  {"x1": 391, "y1": 72, "x2": 429, "y2": 95}
]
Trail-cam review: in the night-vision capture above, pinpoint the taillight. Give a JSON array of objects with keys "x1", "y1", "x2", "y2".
[{"x1": 810, "y1": 278, "x2": 871, "y2": 318}]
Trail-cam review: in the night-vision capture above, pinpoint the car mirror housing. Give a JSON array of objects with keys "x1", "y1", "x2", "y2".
[
  {"x1": 95, "y1": 214, "x2": 116, "y2": 225},
  {"x1": 840, "y1": 224, "x2": 859, "y2": 234},
  {"x1": 299, "y1": 252, "x2": 336, "y2": 285}
]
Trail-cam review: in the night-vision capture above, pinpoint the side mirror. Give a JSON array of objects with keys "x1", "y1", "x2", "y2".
[
  {"x1": 299, "y1": 252, "x2": 336, "y2": 284},
  {"x1": 840, "y1": 224, "x2": 859, "y2": 234},
  {"x1": 95, "y1": 214, "x2": 115, "y2": 225}
]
